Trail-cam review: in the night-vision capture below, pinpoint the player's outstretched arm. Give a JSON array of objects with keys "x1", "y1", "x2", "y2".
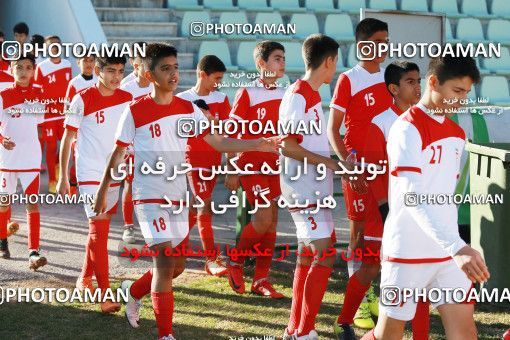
[
  {"x1": 203, "y1": 133, "x2": 281, "y2": 154},
  {"x1": 56, "y1": 129, "x2": 77, "y2": 195},
  {"x1": 92, "y1": 144, "x2": 127, "y2": 215}
]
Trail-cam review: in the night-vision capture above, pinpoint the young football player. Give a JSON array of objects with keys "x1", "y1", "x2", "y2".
[
  {"x1": 93, "y1": 43, "x2": 280, "y2": 339},
  {"x1": 58, "y1": 55, "x2": 132, "y2": 313},
  {"x1": 176, "y1": 55, "x2": 230, "y2": 276},
  {"x1": 0, "y1": 53, "x2": 47, "y2": 270},
  {"x1": 224, "y1": 41, "x2": 286, "y2": 296},
  {"x1": 328, "y1": 18, "x2": 393, "y2": 329},
  {"x1": 361, "y1": 56, "x2": 490, "y2": 340}
]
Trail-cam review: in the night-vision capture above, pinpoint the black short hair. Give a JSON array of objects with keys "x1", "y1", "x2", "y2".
[
  {"x1": 13, "y1": 22, "x2": 29, "y2": 35},
  {"x1": 30, "y1": 34, "x2": 45, "y2": 55},
  {"x1": 427, "y1": 55, "x2": 480, "y2": 85},
  {"x1": 197, "y1": 55, "x2": 226, "y2": 75},
  {"x1": 96, "y1": 56, "x2": 127, "y2": 69},
  {"x1": 253, "y1": 41, "x2": 285, "y2": 63},
  {"x1": 385, "y1": 61, "x2": 420, "y2": 90},
  {"x1": 45, "y1": 35, "x2": 61, "y2": 43},
  {"x1": 302, "y1": 34, "x2": 339, "y2": 70},
  {"x1": 143, "y1": 43, "x2": 178, "y2": 72},
  {"x1": 13, "y1": 52, "x2": 36, "y2": 66},
  {"x1": 355, "y1": 18, "x2": 388, "y2": 42},
  {"x1": 0, "y1": 30, "x2": 5, "y2": 39}
]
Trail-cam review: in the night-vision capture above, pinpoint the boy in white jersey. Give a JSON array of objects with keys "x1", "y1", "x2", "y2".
[
  {"x1": 57, "y1": 56, "x2": 132, "y2": 314},
  {"x1": 362, "y1": 56, "x2": 490, "y2": 340},
  {"x1": 280, "y1": 34, "x2": 363, "y2": 339},
  {"x1": 176, "y1": 55, "x2": 231, "y2": 276},
  {"x1": 335, "y1": 61, "x2": 426, "y2": 340},
  {"x1": 224, "y1": 41, "x2": 286, "y2": 297},
  {"x1": 0, "y1": 53, "x2": 47, "y2": 270},
  {"x1": 93, "y1": 43, "x2": 280, "y2": 340},
  {"x1": 119, "y1": 45, "x2": 153, "y2": 244}
]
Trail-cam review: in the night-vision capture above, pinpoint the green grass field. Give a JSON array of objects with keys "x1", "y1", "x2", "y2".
[{"x1": 1, "y1": 263, "x2": 509, "y2": 340}]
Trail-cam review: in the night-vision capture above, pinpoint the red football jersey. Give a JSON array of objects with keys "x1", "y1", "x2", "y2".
[
  {"x1": 34, "y1": 58, "x2": 72, "y2": 122},
  {"x1": 330, "y1": 64, "x2": 393, "y2": 155}
]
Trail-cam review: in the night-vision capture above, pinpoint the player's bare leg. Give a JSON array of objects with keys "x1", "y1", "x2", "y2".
[
  {"x1": 438, "y1": 303, "x2": 477, "y2": 340},
  {"x1": 251, "y1": 201, "x2": 282, "y2": 298},
  {"x1": 6, "y1": 206, "x2": 19, "y2": 237},
  {"x1": 151, "y1": 241, "x2": 177, "y2": 339},
  {"x1": 369, "y1": 311, "x2": 405, "y2": 340},
  {"x1": 198, "y1": 196, "x2": 226, "y2": 276},
  {"x1": 26, "y1": 202, "x2": 46, "y2": 270}
]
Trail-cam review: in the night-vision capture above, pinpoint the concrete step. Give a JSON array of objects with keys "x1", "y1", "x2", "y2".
[
  {"x1": 91, "y1": 0, "x2": 165, "y2": 8},
  {"x1": 101, "y1": 21, "x2": 177, "y2": 37},
  {"x1": 95, "y1": 7, "x2": 170, "y2": 22}
]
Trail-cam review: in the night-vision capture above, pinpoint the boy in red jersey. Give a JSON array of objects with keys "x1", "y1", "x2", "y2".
[
  {"x1": 94, "y1": 43, "x2": 280, "y2": 339},
  {"x1": 280, "y1": 34, "x2": 363, "y2": 339},
  {"x1": 176, "y1": 55, "x2": 230, "y2": 276},
  {"x1": 35, "y1": 35, "x2": 72, "y2": 193},
  {"x1": 328, "y1": 18, "x2": 393, "y2": 330},
  {"x1": 58, "y1": 55, "x2": 132, "y2": 314},
  {"x1": 0, "y1": 53, "x2": 47, "y2": 270},
  {"x1": 224, "y1": 41, "x2": 286, "y2": 297}
]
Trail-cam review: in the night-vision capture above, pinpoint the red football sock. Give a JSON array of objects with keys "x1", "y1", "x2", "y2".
[
  {"x1": 232, "y1": 222, "x2": 264, "y2": 264},
  {"x1": 287, "y1": 263, "x2": 310, "y2": 334},
  {"x1": 130, "y1": 269, "x2": 153, "y2": 300},
  {"x1": 337, "y1": 272, "x2": 371, "y2": 324},
  {"x1": 360, "y1": 329, "x2": 376, "y2": 340},
  {"x1": 122, "y1": 191, "x2": 134, "y2": 226},
  {"x1": 46, "y1": 141, "x2": 58, "y2": 182},
  {"x1": 188, "y1": 210, "x2": 197, "y2": 230},
  {"x1": 27, "y1": 211, "x2": 40, "y2": 250},
  {"x1": 253, "y1": 231, "x2": 276, "y2": 282},
  {"x1": 298, "y1": 264, "x2": 333, "y2": 335},
  {"x1": 0, "y1": 209, "x2": 8, "y2": 239},
  {"x1": 412, "y1": 300, "x2": 430, "y2": 340},
  {"x1": 89, "y1": 219, "x2": 111, "y2": 290},
  {"x1": 152, "y1": 291, "x2": 174, "y2": 337},
  {"x1": 80, "y1": 234, "x2": 94, "y2": 278},
  {"x1": 197, "y1": 213, "x2": 215, "y2": 260}
]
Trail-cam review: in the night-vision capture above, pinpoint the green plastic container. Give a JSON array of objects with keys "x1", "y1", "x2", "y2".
[{"x1": 465, "y1": 142, "x2": 510, "y2": 293}]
